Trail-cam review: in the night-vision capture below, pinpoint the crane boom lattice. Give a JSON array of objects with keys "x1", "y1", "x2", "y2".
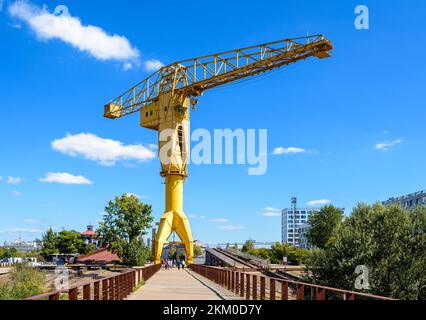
[{"x1": 104, "y1": 35, "x2": 333, "y2": 119}]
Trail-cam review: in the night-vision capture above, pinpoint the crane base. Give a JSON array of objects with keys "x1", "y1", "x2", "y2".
[{"x1": 154, "y1": 210, "x2": 194, "y2": 265}]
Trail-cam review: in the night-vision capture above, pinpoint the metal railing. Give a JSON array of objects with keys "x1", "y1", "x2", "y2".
[
  {"x1": 190, "y1": 265, "x2": 396, "y2": 301},
  {"x1": 25, "y1": 264, "x2": 161, "y2": 301}
]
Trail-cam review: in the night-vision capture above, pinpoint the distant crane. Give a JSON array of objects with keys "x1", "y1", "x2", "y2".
[{"x1": 104, "y1": 35, "x2": 333, "y2": 264}]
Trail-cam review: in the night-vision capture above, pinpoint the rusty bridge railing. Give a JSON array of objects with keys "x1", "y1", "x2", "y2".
[
  {"x1": 25, "y1": 264, "x2": 161, "y2": 301},
  {"x1": 190, "y1": 264, "x2": 396, "y2": 301}
]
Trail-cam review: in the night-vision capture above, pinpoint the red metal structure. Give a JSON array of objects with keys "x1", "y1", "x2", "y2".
[
  {"x1": 190, "y1": 265, "x2": 396, "y2": 301},
  {"x1": 25, "y1": 264, "x2": 160, "y2": 301}
]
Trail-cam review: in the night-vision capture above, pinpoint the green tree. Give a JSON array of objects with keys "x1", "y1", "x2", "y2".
[
  {"x1": 41, "y1": 227, "x2": 59, "y2": 256},
  {"x1": 242, "y1": 240, "x2": 255, "y2": 253},
  {"x1": 97, "y1": 194, "x2": 154, "y2": 267},
  {"x1": 193, "y1": 245, "x2": 202, "y2": 257},
  {"x1": 168, "y1": 246, "x2": 177, "y2": 259},
  {"x1": 306, "y1": 204, "x2": 426, "y2": 300},
  {"x1": 248, "y1": 248, "x2": 271, "y2": 260},
  {"x1": 269, "y1": 242, "x2": 291, "y2": 263},
  {"x1": 56, "y1": 230, "x2": 85, "y2": 254},
  {"x1": 2, "y1": 247, "x2": 19, "y2": 258},
  {"x1": 288, "y1": 247, "x2": 310, "y2": 265},
  {"x1": 307, "y1": 205, "x2": 343, "y2": 249}
]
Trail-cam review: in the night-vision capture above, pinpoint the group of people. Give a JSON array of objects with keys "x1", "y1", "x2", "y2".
[{"x1": 161, "y1": 258, "x2": 186, "y2": 270}]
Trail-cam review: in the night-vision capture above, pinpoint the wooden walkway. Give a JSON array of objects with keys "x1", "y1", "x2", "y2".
[{"x1": 127, "y1": 268, "x2": 242, "y2": 300}]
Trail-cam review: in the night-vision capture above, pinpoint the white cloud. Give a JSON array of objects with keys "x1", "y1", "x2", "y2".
[
  {"x1": 272, "y1": 147, "x2": 313, "y2": 155},
  {"x1": 209, "y1": 218, "x2": 229, "y2": 223},
  {"x1": 306, "y1": 199, "x2": 331, "y2": 207},
  {"x1": 188, "y1": 214, "x2": 207, "y2": 219},
  {"x1": 219, "y1": 225, "x2": 245, "y2": 231},
  {"x1": 127, "y1": 193, "x2": 148, "y2": 199},
  {"x1": 8, "y1": 1, "x2": 140, "y2": 66},
  {"x1": 260, "y1": 206, "x2": 282, "y2": 217},
  {"x1": 375, "y1": 139, "x2": 403, "y2": 151},
  {"x1": 0, "y1": 176, "x2": 3, "y2": 181},
  {"x1": 7, "y1": 176, "x2": 23, "y2": 184},
  {"x1": 144, "y1": 59, "x2": 164, "y2": 72},
  {"x1": 40, "y1": 172, "x2": 92, "y2": 185},
  {"x1": 122, "y1": 62, "x2": 133, "y2": 71},
  {"x1": 12, "y1": 190, "x2": 22, "y2": 197},
  {"x1": 0, "y1": 228, "x2": 42, "y2": 234},
  {"x1": 52, "y1": 133, "x2": 156, "y2": 166},
  {"x1": 9, "y1": 23, "x2": 22, "y2": 29}
]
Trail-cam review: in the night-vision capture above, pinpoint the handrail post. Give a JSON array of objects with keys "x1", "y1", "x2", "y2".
[
  {"x1": 252, "y1": 275, "x2": 258, "y2": 300},
  {"x1": 231, "y1": 271, "x2": 235, "y2": 292},
  {"x1": 235, "y1": 272, "x2": 240, "y2": 294},
  {"x1": 246, "y1": 274, "x2": 251, "y2": 300},
  {"x1": 270, "y1": 279, "x2": 276, "y2": 300},
  {"x1": 83, "y1": 284, "x2": 91, "y2": 300},
  {"x1": 114, "y1": 276, "x2": 120, "y2": 300},
  {"x1": 94, "y1": 281, "x2": 100, "y2": 300},
  {"x1": 102, "y1": 279, "x2": 108, "y2": 300},
  {"x1": 344, "y1": 293, "x2": 355, "y2": 300},
  {"x1": 240, "y1": 272, "x2": 245, "y2": 297},
  {"x1": 49, "y1": 292, "x2": 60, "y2": 300},
  {"x1": 69, "y1": 287, "x2": 78, "y2": 301},
  {"x1": 109, "y1": 278, "x2": 114, "y2": 300},
  {"x1": 297, "y1": 283, "x2": 305, "y2": 300},
  {"x1": 281, "y1": 281, "x2": 289, "y2": 300},
  {"x1": 315, "y1": 287, "x2": 326, "y2": 300},
  {"x1": 260, "y1": 277, "x2": 266, "y2": 300}
]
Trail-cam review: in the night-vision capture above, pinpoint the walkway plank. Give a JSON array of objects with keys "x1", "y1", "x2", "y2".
[{"x1": 127, "y1": 268, "x2": 238, "y2": 300}]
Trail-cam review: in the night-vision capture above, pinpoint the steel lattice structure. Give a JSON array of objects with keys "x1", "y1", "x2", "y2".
[{"x1": 104, "y1": 35, "x2": 333, "y2": 119}]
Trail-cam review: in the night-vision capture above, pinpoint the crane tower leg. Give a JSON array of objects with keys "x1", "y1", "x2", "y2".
[{"x1": 154, "y1": 175, "x2": 194, "y2": 264}]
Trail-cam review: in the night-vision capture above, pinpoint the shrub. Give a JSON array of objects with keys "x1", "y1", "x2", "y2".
[{"x1": 0, "y1": 263, "x2": 47, "y2": 300}]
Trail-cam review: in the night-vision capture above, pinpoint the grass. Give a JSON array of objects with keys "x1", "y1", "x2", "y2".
[{"x1": 0, "y1": 263, "x2": 47, "y2": 300}]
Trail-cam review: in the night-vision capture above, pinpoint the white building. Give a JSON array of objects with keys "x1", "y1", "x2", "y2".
[
  {"x1": 282, "y1": 208, "x2": 319, "y2": 247},
  {"x1": 297, "y1": 224, "x2": 313, "y2": 250}
]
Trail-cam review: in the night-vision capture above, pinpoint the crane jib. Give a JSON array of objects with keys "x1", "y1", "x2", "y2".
[{"x1": 104, "y1": 36, "x2": 333, "y2": 119}]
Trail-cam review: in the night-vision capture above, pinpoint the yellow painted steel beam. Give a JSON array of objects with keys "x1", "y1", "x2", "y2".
[{"x1": 104, "y1": 35, "x2": 333, "y2": 119}]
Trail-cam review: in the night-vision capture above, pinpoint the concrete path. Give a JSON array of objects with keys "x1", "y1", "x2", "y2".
[
  {"x1": 0, "y1": 268, "x2": 12, "y2": 276},
  {"x1": 127, "y1": 268, "x2": 242, "y2": 300}
]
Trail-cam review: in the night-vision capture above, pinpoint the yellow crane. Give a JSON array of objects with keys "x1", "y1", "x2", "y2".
[{"x1": 104, "y1": 35, "x2": 333, "y2": 264}]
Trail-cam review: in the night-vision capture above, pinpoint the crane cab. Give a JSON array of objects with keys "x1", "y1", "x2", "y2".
[{"x1": 140, "y1": 93, "x2": 190, "y2": 131}]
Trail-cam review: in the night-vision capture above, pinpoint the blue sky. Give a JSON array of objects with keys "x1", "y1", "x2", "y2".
[{"x1": 1, "y1": 0, "x2": 425, "y2": 245}]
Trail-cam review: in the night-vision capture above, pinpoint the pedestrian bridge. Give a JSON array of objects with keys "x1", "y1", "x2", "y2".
[
  {"x1": 127, "y1": 268, "x2": 241, "y2": 300},
  {"x1": 25, "y1": 263, "x2": 395, "y2": 301}
]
